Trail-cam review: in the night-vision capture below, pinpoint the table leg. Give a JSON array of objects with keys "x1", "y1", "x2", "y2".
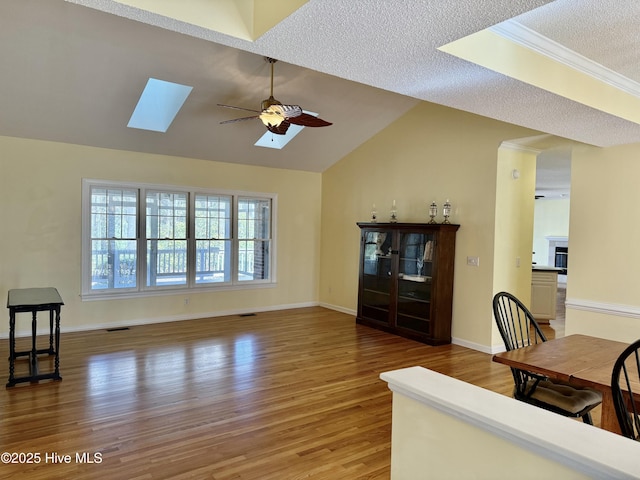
[
  {"x1": 48, "y1": 308, "x2": 55, "y2": 354},
  {"x1": 600, "y1": 390, "x2": 622, "y2": 435},
  {"x1": 30, "y1": 311, "x2": 38, "y2": 376},
  {"x1": 53, "y1": 306, "x2": 61, "y2": 380},
  {"x1": 7, "y1": 309, "x2": 16, "y2": 387}
]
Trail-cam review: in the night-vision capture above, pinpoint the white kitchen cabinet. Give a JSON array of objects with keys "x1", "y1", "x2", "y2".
[{"x1": 530, "y1": 268, "x2": 560, "y2": 322}]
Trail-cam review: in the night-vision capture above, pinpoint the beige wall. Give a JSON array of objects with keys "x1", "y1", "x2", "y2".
[
  {"x1": 319, "y1": 102, "x2": 540, "y2": 350},
  {"x1": 390, "y1": 395, "x2": 589, "y2": 480},
  {"x1": 382, "y1": 367, "x2": 640, "y2": 480},
  {"x1": 13, "y1": 97, "x2": 627, "y2": 352},
  {"x1": 566, "y1": 142, "x2": 640, "y2": 341},
  {"x1": 0, "y1": 135, "x2": 322, "y2": 336},
  {"x1": 492, "y1": 145, "x2": 537, "y2": 312}
]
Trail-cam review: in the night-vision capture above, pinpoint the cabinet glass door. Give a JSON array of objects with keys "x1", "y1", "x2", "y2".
[
  {"x1": 361, "y1": 230, "x2": 393, "y2": 323},
  {"x1": 397, "y1": 232, "x2": 434, "y2": 332}
]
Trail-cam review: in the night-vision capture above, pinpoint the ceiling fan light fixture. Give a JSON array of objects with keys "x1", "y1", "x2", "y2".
[{"x1": 255, "y1": 109, "x2": 321, "y2": 150}]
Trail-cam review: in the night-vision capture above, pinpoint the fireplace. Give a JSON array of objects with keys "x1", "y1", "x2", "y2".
[
  {"x1": 546, "y1": 236, "x2": 568, "y2": 282},
  {"x1": 554, "y1": 246, "x2": 568, "y2": 274}
]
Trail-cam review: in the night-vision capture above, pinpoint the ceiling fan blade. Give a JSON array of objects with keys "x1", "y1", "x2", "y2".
[
  {"x1": 217, "y1": 104, "x2": 260, "y2": 113},
  {"x1": 288, "y1": 113, "x2": 332, "y2": 127},
  {"x1": 267, "y1": 121, "x2": 291, "y2": 135},
  {"x1": 220, "y1": 115, "x2": 259, "y2": 124}
]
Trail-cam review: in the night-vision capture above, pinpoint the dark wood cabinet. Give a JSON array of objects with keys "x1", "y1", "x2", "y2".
[{"x1": 356, "y1": 222, "x2": 459, "y2": 345}]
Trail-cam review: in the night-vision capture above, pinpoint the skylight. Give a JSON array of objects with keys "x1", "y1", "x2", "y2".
[
  {"x1": 254, "y1": 110, "x2": 319, "y2": 149},
  {"x1": 127, "y1": 78, "x2": 193, "y2": 132}
]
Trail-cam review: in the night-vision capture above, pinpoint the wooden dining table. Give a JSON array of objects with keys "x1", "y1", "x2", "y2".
[{"x1": 492, "y1": 334, "x2": 635, "y2": 434}]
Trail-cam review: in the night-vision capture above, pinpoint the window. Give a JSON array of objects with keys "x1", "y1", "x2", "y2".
[
  {"x1": 194, "y1": 194, "x2": 231, "y2": 284},
  {"x1": 146, "y1": 191, "x2": 188, "y2": 287},
  {"x1": 238, "y1": 197, "x2": 271, "y2": 282},
  {"x1": 89, "y1": 187, "x2": 138, "y2": 290},
  {"x1": 82, "y1": 180, "x2": 276, "y2": 299}
]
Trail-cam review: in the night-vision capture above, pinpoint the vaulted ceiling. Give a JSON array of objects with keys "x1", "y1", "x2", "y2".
[{"x1": 2, "y1": 0, "x2": 639, "y2": 190}]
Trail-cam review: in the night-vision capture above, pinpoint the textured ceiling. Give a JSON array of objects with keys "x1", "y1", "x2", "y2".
[{"x1": 3, "y1": 0, "x2": 640, "y2": 193}]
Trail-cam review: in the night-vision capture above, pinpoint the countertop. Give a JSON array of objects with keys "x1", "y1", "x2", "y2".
[{"x1": 531, "y1": 265, "x2": 563, "y2": 272}]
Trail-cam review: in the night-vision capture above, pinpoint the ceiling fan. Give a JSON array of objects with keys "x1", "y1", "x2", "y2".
[{"x1": 217, "y1": 57, "x2": 332, "y2": 135}]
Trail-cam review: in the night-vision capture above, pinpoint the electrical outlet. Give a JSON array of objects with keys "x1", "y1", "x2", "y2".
[
  {"x1": 467, "y1": 256, "x2": 479, "y2": 267},
  {"x1": 183, "y1": 297, "x2": 190, "y2": 306}
]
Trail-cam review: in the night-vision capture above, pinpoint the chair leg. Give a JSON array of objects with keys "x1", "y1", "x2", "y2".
[{"x1": 581, "y1": 413, "x2": 593, "y2": 425}]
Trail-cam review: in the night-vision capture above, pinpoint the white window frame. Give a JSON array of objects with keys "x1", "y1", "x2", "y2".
[{"x1": 81, "y1": 179, "x2": 277, "y2": 300}]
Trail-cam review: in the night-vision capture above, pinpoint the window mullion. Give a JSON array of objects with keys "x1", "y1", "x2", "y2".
[
  {"x1": 139, "y1": 188, "x2": 147, "y2": 291},
  {"x1": 232, "y1": 195, "x2": 239, "y2": 284},
  {"x1": 187, "y1": 192, "x2": 196, "y2": 287}
]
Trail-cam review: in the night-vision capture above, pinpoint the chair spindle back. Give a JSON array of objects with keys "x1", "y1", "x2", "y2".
[
  {"x1": 611, "y1": 339, "x2": 640, "y2": 440},
  {"x1": 493, "y1": 291, "x2": 546, "y2": 351}
]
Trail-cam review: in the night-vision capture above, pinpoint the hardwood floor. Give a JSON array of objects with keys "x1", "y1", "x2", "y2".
[{"x1": 0, "y1": 306, "x2": 562, "y2": 479}]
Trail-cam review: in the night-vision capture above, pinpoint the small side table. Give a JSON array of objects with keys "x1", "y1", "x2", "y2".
[{"x1": 6, "y1": 287, "x2": 64, "y2": 387}]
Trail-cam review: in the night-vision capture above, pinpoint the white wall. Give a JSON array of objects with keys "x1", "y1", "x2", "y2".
[{"x1": 533, "y1": 198, "x2": 570, "y2": 267}]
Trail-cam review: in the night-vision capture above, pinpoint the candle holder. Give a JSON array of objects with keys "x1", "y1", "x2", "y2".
[
  {"x1": 390, "y1": 200, "x2": 398, "y2": 223},
  {"x1": 442, "y1": 199, "x2": 452, "y2": 224},
  {"x1": 428, "y1": 201, "x2": 437, "y2": 224}
]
